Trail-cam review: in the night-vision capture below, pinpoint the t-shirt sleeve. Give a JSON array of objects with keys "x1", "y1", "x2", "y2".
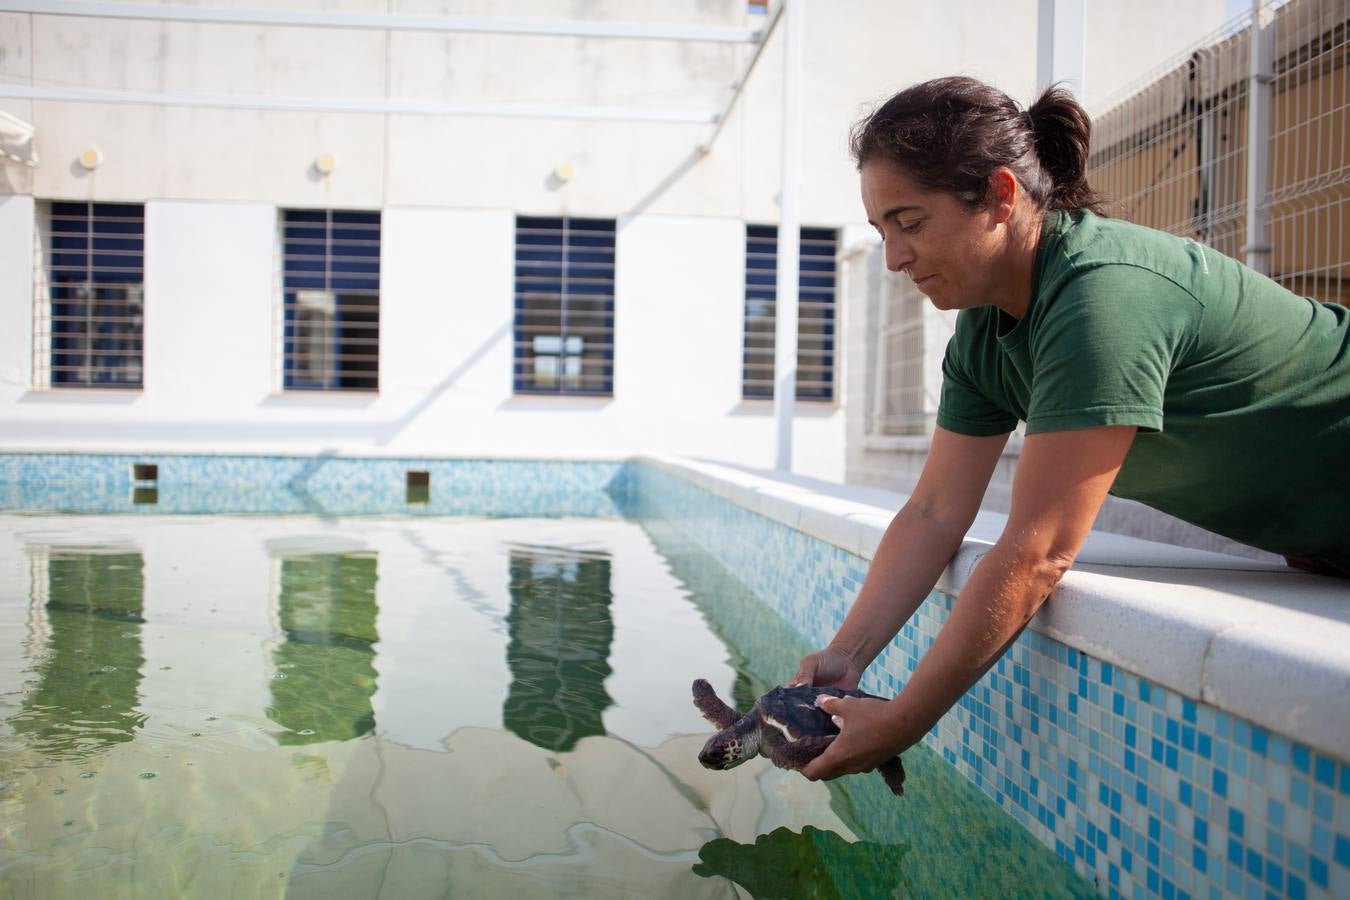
[
  {"x1": 936, "y1": 317, "x2": 1019, "y2": 436},
  {"x1": 1024, "y1": 265, "x2": 1200, "y2": 435}
]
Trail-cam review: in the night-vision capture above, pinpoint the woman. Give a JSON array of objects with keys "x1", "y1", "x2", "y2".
[{"x1": 793, "y1": 76, "x2": 1350, "y2": 786}]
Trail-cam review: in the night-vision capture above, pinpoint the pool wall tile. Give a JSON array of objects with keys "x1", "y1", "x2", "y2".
[
  {"x1": 0, "y1": 452, "x2": 631, "y2": 517},
  {"x1": 629, "y1": 461, "x2": 1350, "y2": 900}
]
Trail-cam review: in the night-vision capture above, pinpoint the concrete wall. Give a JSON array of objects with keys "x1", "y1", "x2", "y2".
[
  {"x1": 0, "y1": 1, "x2": 1234, "y2": 479},
  {"x1": 0, "y1": 0, "x2": 1050, "y2": 223}
]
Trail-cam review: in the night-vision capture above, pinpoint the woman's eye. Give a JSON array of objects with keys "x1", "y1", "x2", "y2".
[{"x1": 900, "y1": 220, "x2": 924, "y2": 234}]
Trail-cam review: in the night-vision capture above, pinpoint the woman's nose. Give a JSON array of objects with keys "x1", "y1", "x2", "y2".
[{"x1": 885, "y1": 238, "x2": 914, "y2": 273}]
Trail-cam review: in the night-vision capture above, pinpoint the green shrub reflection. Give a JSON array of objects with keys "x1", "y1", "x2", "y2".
[
  {"x1": 694, "y1": 826, "x2": 910, "y2": 900},
  {"x1": 503, "y1": 548, "x2": 614, "y2": 753},
  {"x1": 267, "y1": 554, "x2": 379, "y2": 745}
]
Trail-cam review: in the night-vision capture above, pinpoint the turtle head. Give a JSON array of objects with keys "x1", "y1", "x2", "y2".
[{"x1": 698, "y1": 730, "x2": 754, "y2": 770}]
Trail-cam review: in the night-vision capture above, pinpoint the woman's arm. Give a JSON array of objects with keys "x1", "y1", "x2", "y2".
[
  {"x1": 791, "y1": 426, "x2": 1010, "y2": 689},
  {"x1": 801, "y1": 424, "x2": 1137, "y2": 781}
]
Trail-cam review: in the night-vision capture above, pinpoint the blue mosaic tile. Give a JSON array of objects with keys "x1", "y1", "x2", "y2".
[
  {"x1": 1309, "y1": 855, "x2": 1328, "y2": 888},
  {"x1": 0, "y1": 452, "x2": 630, "y2": 517},
  {"x1": 1293, "y1": 776, "x2": 1311, "y2": 808},
  {"x1": 634, "y1": 461, "x2": 1350, "y2": 899}
]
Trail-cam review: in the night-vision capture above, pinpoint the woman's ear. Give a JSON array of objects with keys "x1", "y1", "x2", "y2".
[{"x1": 989, "y1": 168, "x2": 1019, "y2": 224}]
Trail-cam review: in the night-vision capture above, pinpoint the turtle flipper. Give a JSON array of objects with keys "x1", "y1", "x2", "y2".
[
  {"x1": 878, "y1": 756, "x2": 906, "y2": 796},
  {"x1": 770, "y1": 734, "x2": 835, "y2": 770},
  {"x1": 692, "y1": 679, "x2": 742, "y2": 730}
]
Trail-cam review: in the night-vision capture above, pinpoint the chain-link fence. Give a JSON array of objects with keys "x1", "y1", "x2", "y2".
[{"x1": 1088, "y1": 0, "x2": 1349, "y2": 304}]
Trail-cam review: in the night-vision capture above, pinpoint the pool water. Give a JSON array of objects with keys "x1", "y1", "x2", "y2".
[{"x1": 0, "y1": 511, "x2": 1094, "y2": 899}]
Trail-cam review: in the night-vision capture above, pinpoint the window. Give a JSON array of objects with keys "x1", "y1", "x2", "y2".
[
  {"x1": 874, "y1": 264, "x2": 932, "y2": 435},
  {"x1": 280, "y1": 209, "x2": 381, "y2": 392},
  {"x1": 513, "y1": 216, "x2": 615, "y2": 396},
  {"x1": 504, "y1": 547, "x2": 614, "y2": 752},
  {"x1": 23, "y1": 546, "x2": 146, "y2": 755},
  {"x1": 269, "y1": 553, "x2": 380, "y2": 744},
  {"x1": 742, "y1": 224, "x2": 838, "y2": 401},
  {"x1": 40, "y1": 201, "x2": 145, "y2": 389}
]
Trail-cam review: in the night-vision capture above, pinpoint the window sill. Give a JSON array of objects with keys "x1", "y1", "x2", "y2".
[
  {"x1": 19, "y1": 388, "x2": 142, "y2": 404},
  {"x1": 731, "y1": 397, "x2": 840, "y2": 416},
  {"x1": 261, "y1": 390, "x2": 380, "y2": 408},
  {"x1": 501, "y1": 394, "x2": 613, "y2": 410}
]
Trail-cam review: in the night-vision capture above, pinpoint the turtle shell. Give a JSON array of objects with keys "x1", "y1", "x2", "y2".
[{"x1": 756, "y1": 684, "x2": 880, "y2": 740}]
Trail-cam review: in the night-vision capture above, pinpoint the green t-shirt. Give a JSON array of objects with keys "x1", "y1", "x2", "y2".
[{"x1": 937, "y1": 209, "x2": 1350, "y2": 566}]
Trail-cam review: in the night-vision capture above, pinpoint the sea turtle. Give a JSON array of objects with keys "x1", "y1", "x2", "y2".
[{"x1": 691, "y1": 678, "x2": 905, "y2": 796}]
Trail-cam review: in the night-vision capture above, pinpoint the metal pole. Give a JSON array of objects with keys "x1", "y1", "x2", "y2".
[
  {"x1": 1244, "y1": 0, "x2": 1273, "y2": 275},
  {"x1": 773, "y1": 0, "x2": 801, "y2": 473}
]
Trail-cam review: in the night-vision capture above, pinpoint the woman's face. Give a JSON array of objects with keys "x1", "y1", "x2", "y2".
[{"x1": 860, "y1": 158, "x2": 1012, "y2": 313}]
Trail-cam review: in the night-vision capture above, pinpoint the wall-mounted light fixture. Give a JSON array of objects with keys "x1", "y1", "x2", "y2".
[
  {"x1": 78, "y1": 147, "x2": 103, "y2": 170},
  {"x1": 553, "y1": 162, "x2": 575, "y2": 183},
  {"x1": 314, "y1": 152, "x2": 338, "y2": 175}
]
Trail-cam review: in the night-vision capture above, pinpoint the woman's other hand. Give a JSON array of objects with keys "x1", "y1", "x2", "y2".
[
  {"x1": 790, "y1": 646, "x2": 862, "y2": 690},
  {"x1": 801, "y1": 694, "x2": 905, "y2": 782}
]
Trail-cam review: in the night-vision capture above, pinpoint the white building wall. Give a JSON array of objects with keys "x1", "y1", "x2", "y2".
[
  {"x1": 0, "y1": 200, "x2": 845, "y2": 474},
  {"x1": 0, "y1": 0, "x2": 1232, "y2": 481},
  {"x1": 145, "y1": 202, "x2": 277, "y2": 408},
  {"x1": 0, "y1": 195, "x2": 33, "y2": 397}
]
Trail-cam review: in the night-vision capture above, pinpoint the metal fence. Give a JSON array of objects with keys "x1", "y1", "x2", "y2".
[
  {"x1": 1088, "y1": 0, "x2": 1349, "y2": 305},
  {"x1": 858, "y1": 0, "x2": 1347, "y2": 446}
]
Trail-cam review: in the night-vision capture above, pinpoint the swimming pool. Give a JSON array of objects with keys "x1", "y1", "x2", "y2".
[
  {"x1": 3, "y1": 451, "x2": 1348, "y2": 900},
  {"x1": 0, "y1": 459, "x2": 1093, "y2": 898}
]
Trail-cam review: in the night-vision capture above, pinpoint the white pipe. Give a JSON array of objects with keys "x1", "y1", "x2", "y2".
[
  {"x1": 1, "y1": 0, "x2": 763, "y2": 43},
  {"x1": 1243, "y1": 0, "x2": 1273, "y2": 275},
  {"x1": 1036, "y1": 0, "x2": 1086, "y2": 97},
  {"x1": 773, "y1": 0, "x2": 801, "y2": 473},
  {"x1": 0, "y1": 84, "x2": 718, "y2": 124}
]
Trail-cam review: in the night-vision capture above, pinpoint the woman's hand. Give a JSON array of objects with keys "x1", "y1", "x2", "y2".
[
  {"x1": 800, "y1": 694, "x2": 906, "y2": 781},
  {"x1": 790, "y1": 646, "x2": 862, "y2": 690}
]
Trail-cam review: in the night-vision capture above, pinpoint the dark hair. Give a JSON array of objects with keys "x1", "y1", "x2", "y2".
[{"x1": 849, "y1": 76, "x2": 1105, "y2": 214}]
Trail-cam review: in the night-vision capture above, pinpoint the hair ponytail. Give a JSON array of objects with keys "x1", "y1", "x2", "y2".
[
  {"x1": 1025, "y1": 86, "x2": 1103, "y2": 213},
  {"x1": 851, "y1": 76, "x2": 1107, "y2": 215}
]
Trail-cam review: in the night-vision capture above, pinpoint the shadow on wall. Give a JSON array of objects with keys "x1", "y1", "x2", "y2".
[
  {"x1": 374, "y1": 320, "x2": 512, "y2": 446},
  {"x1": 621, "y1": 148, "x2": 707, "y2": 222},
  {"x1": 0, "y1": 163, "x2": 32, "y2": 195}
]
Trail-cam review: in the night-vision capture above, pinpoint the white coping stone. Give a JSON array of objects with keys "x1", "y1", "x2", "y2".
[{"x1": 635, "y1": 454, "x2": 1350, "y2": 760}]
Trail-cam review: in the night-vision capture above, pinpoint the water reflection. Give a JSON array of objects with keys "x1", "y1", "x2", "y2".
[
  {"x1": 694, "y1": 826, "x2": 910, "y2": 900},
  {"x1": 266, "y1": 554, "x2": 380, "y2": 744},
  {"x1": 15, "y1": 549, "x2": 147, "y2": 760},
  {"x1": 503, "y1": 546, "x2": 614, "y2": 752}
]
